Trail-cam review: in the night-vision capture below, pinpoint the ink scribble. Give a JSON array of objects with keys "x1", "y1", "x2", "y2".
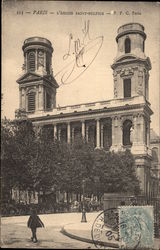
[{"x1": 54, "y1": 20, "x2": 104, "y2": 85}]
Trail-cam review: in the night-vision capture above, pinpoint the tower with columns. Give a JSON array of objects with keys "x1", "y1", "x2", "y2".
[
  {"x1": 111, "y1": 23, "x2": 153, "y2": 196},
  {"x1": 16, "y1": 37, "x2": 59, "y2": 114},
  {"x1": 16, "y1": 23, "x2": 154, "y2": 196}
]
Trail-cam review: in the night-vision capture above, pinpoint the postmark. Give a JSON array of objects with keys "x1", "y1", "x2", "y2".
[
  {"x1": 91, "y1": 206, "x2": 154, "y2": 249},
  {"x1": 91, "y1": 208, "x2": 119, "y2": 249}
]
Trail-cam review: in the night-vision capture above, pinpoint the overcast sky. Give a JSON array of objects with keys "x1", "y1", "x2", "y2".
[{"x1": 2, "y1": 1, "x2": 160, "y2": 135}]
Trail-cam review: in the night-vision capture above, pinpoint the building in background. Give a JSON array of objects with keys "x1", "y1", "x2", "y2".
[
  {"x1": 150, "y1": 129, "x2": 160, "y2": 198},
  {"x1": 15, "y1": 23, "x2": 160, "y2": 199}
]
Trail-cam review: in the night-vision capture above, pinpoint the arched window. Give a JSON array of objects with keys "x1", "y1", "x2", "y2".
[
  {"x1": 123, "y1": 120, "x2": 132, "y2": 146},
  {"x1": 152, "y1": 147, "x2": 158, "y2": 162},
  {"x1": 28, "y1": 52, "x2": 35, "y2": 71},
  {"x1": 125, "y1": 38, "x2": 131, "y2": 53},
  {"x1": 28, "y1": 91, "x2": 36, "y2": 111}
]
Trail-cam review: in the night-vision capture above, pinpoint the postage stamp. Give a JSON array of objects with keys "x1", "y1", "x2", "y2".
[
  {"x1": 118, "y1": 206, "x2": 154, "y2": 249},
  {"x1": 91, "y1": 206, "x2": 154, "y2": 249}
]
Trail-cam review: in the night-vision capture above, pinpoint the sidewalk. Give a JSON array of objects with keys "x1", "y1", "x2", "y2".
[
  {"x1": 61, "y1": 217, "x2": 160, "y2": 249},
  {"x1": 61, "y1": 219, "x2": 119, "y2": 249}
]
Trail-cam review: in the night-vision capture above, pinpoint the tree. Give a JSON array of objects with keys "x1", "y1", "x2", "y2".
[
  {"x1": 1, "y1": 118, "x2": 140, "y2": 207},
  {"x1": 1, "y1": 118, "x2": 37, "y2": 202},
  {"x1": 95, "y1": 149, "x2": 140, "y2": 195}
]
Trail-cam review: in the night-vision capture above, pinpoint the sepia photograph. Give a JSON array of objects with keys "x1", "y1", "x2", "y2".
[{"x1": 1, "y1": 1, "x2": 160, "y2": 249}]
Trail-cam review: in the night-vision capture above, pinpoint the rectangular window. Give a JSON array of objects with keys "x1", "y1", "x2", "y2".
[
  {"x1": 124, "y1": 79, "x2": 131, "y2": 98},
  {"x1": 46, "y1": 93, "x2": 51, "y2": 109},
  {"x1": 28, "y1": 92, "x2": 35, "y2": 111}
]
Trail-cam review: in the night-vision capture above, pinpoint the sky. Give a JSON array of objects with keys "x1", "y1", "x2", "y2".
[{"x1": 2, "y1": 1, "x2": 160, "y2": 135}]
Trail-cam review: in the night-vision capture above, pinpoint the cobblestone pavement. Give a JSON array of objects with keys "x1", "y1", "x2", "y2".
[{"x1": 1, "y1": 212, "x2": 98, "y2": 249}]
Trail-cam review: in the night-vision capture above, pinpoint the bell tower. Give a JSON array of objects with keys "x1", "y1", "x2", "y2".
[
  {"x1": 111, "y1": 23, "x2": 151, "y2": 101},
  {"x1": 111, "y1": 23, "x2": 153, "y2": 197},
  {"x1": 16, "y1": 37, "x2": 58, "y2": 115}
]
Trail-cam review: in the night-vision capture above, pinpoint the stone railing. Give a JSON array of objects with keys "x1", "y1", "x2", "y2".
[{"x1": 27, "y1": 95, "x2": 146, "y2": 118}]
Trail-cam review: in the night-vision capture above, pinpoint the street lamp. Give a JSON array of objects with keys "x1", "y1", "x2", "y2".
[{"x1": 81, "y1": 179, "x2": 87, "y2": 222}]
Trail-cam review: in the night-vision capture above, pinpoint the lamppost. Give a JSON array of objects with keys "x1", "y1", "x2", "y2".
[{"x1": 81, "y1": 179, "x2": 87, "y2": 222}]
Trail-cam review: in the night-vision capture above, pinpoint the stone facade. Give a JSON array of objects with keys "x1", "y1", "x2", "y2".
[
  {"x1": 150, "y1": 129, "x2": 160, "y2": 197},
  {"x1": 16, "y1": 23, "x2": 159, "y2": 197}
]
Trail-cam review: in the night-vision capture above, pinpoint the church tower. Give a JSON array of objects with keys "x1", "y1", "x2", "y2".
[
  {"x1": 16, "y1": 37, "x2": 58, "y2": 115},
  {"x1": 111, "y1": 23, "x2": 153, "y2": 196},
  {"x1": 111, "y1": 23, "x2": 151, "y2": 101}
]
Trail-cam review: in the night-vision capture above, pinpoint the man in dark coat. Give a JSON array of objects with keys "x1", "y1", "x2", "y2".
[{"x1": 27, "y1": 209, "x2": 44, "y2": 243}]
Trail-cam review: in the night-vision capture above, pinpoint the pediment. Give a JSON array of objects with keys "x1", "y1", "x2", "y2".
[{"x1": 17, "y1": 72, "x2": 42, "y2": 84}]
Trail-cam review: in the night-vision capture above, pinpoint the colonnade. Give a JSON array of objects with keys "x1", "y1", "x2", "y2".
[
  {"x1": 40, "y1": 113, "x2": 150, "y2": 150},
  {"x1": 52, "y1": 119, "x2": 112, "y2": 149}
]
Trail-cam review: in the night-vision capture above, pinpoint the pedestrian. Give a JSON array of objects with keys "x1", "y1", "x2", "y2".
[{"x1": 27, "y1": 208, "x2": 44, "y2": 243}]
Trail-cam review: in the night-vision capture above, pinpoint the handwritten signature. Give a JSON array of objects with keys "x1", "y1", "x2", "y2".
[{"x1": 54, "y1": 20, "x2": 103, "y2": 85}]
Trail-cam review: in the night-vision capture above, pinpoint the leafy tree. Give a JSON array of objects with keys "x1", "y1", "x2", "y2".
[
  {"x1": 95, "y1": 149, "x2": 140, "y2": 195},
  {"x1": 1, "y1": 118, "x2": 140, "y2": 207},
  {"x1": 1, "y1": 118, "x2": 36, "y2": 201}
]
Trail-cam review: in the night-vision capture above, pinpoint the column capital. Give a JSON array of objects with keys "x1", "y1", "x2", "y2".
[
  {"x1": 95, "y1": 118, "x2": 100, "y2": 121},
  {"x1": 81, "y1": 119, "x2": 85, "y2": 123}
]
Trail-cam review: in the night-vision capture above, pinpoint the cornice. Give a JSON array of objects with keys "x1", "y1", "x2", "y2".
[{"x1": 29, "y1": 103, "x2": 146, "y2": 123}]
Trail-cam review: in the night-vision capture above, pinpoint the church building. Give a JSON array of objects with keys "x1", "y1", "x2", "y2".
[{"x1": 15, "y1": 23, "x2": 159, "y2": 198}]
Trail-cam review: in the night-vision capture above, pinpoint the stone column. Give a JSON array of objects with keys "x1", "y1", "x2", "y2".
[
  {"x1": 35, "y1": 86, "x2": 39, "y2": 111},
  {"x1": 67, "y1": 122, "x2": 71, "y2": 144},
  {"x1": 86, "y1": 125, "x2": 89, "y2": 142},
  {"x1": 58, "y1": 127, "x2": 61, "y2": 141},
  {"x1": 72, "y1": 127, "x2": 75, "y2": 142},
  {"x1": 25, "y1": 53, "x2": 28, "y2": 72},
  {"x1": 54, "y1": 124, "x2": 57, "y2": 139},
  {"x1": 44, "y1": 51, "x2": 46, "y2": 74},
  {"x1": 44, "y1": 89, "x2": 47, "y2": 110},
  {"x1": 19, "y1": 88, "x2": 22, "y2": 109},
  {"x1": 39, "y1": 85, "x2": 44, "y2": 111},
  {"x1": 81, "y1": 120, "x2": 85, "y2": 139},
  {"x1": 35, "y1": 49, "x2": 38, "y2": 71},
  {"x1": 117, "y1": 117, "x2": 123, "y2": 147},
  {"x1": 136, "y1": 164, "x2": 145, "y2": 194},
  {"x1": 101, "y1": 124, "x2": 104, "y2": 148},
  {"x1": 141, "y1": 115, "x2": 145, "y2": 144},
  {"x1": 111, "y1": 116, "x2": 122, "y2": 151},
  {"x1": 111, "y1": 117, "x2": 115, "y2": 146},
  {"x1": 147, "y1": 121, "x2": 150, "y2": 147},
  {"x1": 132, "y1": 116, "x2": 137, "y2": 145},
  {"x1": 96, "y1": 119, "x2": 100, "y2": 148}
]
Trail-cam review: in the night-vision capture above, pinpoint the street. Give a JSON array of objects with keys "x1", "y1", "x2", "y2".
[{"x1": 1, "y1": 212, "x2": 97, "y2": 249}]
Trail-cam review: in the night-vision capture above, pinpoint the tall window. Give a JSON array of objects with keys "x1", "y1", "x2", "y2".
[
  {"x1": 124, "y1": 79, "x2": 131, "y2": 98},
  {"x1": 152, "y1": 147, "x2": 158, "y2": 162},
  {"x1": 28, "y1": 92, "x2": 36, "y2": 111},
  {"x1": 46, "y1": 53, "x2": 50, "y2": 74},
  {"x1": 28, "y1": 52, "x2": 35, "y2": 71},
  {"x1": 125, "y1": 38, "x2": 131, "y2": 53},
  {"x1": 123, "y1": 120, "x2": 132, "y2": 146},
  {"x1": 142, "y1": 41, "x2": 145, "y2": 52},
  {"x1": 145, "y1": 120, "x2": 148, "y2": 145},
  {"x1": 46, "y1": 93, "x2": 52, "y2": 109}
]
